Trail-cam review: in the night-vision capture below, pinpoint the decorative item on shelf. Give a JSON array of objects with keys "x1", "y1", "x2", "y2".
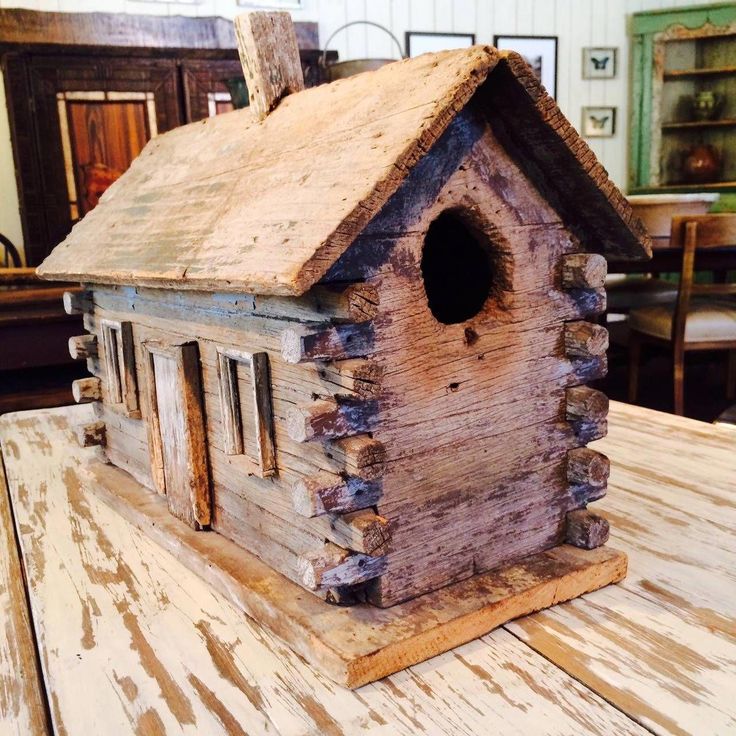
[
  {"x1": 493, "y1": 35, "x2": 558, "y2": 97},
  {"x1": 321, "y1": 21, "x2": 405, "y2": 82},
  {"x1": 682, "y1": 144, "x2": 722, "y2": 183},
  {"x1": 406, "y1": 31, "x2": 475, "y2": 57},
  {"x1": 689, "y1": 91, "x2": 725, "y2": 121},
  {"x1": 582, "y1": 47, "x2": 617, "y2": 79},
  {"x1": 582, "y1": 106, "x2": 616, "y2": 137},
  {"x1": 224, "y1": 77, "x2": 250, "y2": 109}
]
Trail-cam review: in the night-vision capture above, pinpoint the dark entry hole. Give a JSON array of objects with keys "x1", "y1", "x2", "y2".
[{"x1": 421, "y1": 211, "x2": 493, "y2": 324}]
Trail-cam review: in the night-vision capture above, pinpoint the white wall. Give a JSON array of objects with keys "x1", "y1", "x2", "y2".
[{"x1": 0, "y1": 0, "x2": 718, "y2": 260}]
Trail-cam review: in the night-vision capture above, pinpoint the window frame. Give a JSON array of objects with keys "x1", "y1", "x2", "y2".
[
  {"x1": 216, "y1": 347, "x2": 276, "y2": 478},
  {"x1": 100, "y1": 318, "x2": 139, "y2": 417}
]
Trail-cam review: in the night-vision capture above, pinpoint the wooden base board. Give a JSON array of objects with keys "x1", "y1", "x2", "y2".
[{"x1": 78, "y1": 458, "x2": 626, "y2": 688}]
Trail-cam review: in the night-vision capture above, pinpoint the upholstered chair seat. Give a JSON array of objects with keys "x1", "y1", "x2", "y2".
[{"x1": 629, "y1": 299, "x2": 736, "y2": 342}]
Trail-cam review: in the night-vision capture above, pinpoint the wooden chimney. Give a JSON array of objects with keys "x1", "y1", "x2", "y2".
[{"x1": 234, "y1": 11, "x2": 305, "y2": 121}]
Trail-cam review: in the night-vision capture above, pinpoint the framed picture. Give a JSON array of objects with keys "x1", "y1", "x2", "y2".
[
  {"x1": 406, "y1": 32, "x2": 476, "y2": 58},
  {"x1": 582, "y1": 106, "x2": 616, "y2": 137},
  {"x1": 582, "y1": 47, "x2": 617, "y2": 79},
  {"x1": 493, "y1": 35, "x2": 557, "y2": 97}
]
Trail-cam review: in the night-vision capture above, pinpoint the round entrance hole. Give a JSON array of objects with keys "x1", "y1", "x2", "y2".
[{"x1": 420, "y1": 210, "x2": 493, "y2": 325}]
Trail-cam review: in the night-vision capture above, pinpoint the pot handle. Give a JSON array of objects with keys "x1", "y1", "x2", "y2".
[{"x1": 321, "y1": 21, "x2": 406, "y2": 67}]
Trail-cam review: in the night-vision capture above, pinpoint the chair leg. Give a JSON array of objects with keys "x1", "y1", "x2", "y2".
[
  {"x1": 727, "y1": 351, "x2": 736, "y2": 401},
  {"x1": 673, "y1": 345, "x2": 685, "y2": 416},
  {"x1": 628, "y1": 332, "x2": 641, "y2": 404}
]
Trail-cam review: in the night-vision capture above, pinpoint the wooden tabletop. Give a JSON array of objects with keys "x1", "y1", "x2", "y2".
[{"x1": 1, "y1": 401, "x2": 734, "y2": 735}]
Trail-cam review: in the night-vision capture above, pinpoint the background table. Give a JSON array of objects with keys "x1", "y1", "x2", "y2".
[{"x1": 1, "y1": 401, "x2": 734, "y2": 735}]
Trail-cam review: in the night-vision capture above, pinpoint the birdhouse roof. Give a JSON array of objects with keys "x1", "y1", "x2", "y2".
[{"x1": 38, "y1": 47, "x2": 650, "y2": 295}]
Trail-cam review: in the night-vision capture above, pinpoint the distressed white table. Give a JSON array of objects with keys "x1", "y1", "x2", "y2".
[{"x1": 0, "y1": 401, "x2": 733, "y2": 736}]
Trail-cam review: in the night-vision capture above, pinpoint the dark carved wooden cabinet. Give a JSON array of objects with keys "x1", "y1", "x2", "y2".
[{"x1": 1, "y1": 10, "x2": 324, "y2": 266}]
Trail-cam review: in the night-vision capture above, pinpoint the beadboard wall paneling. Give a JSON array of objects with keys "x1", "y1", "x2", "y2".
[{"x1": 0, "y1": 0, "x2": 719, "y2": 260}]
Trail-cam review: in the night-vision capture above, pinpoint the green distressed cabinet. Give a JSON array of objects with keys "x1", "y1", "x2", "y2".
[{"x1": 630, "y1": 3, "x2": 736, "y2": 193}]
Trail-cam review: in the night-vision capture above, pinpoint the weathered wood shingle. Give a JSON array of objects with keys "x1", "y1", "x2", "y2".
[{"x1": 38, "y1": 46, "x2": 649, "y2": 295}]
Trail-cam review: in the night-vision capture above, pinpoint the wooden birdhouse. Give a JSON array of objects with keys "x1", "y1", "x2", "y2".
[{"x1": 38, "y1": 12, "x2": 650, "y2": 686}]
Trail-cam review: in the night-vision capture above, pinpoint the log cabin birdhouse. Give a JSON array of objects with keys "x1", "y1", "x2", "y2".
[{"x1": 38, "y1": 12, "x2": 650, "y2": 684}]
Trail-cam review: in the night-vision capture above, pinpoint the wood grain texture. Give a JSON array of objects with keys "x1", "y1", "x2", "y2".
[
  {"x1": 234, "y1": 12, "x2": 304, "y2": 121},
  {"x1": 1, "y1": 409, "x2": 651, "y2": 736},
  {"x1": 37, "y1": 46, "x2": 647, "y2": 295},
  {"x1": 0, "y1": 405, "x2": 628, "y2": 694},
  {"x1": 507, "y1": 401, "x2": 736, "y2": 736},
  {"x1": 0, "y1": 456, "x2": 51, "y2": 736}
]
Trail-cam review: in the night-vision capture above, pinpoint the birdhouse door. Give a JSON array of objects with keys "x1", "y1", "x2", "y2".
[{"x1": 142, "y1": 340, "x2": 211, "y2": 530}]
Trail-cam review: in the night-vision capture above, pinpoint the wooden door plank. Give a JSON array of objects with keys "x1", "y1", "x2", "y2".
[
  {"x1": 0, "y1": 449, "x2": 51, "y2": 735},
  {"x1": 0, "y1": 405, "x2": 647, "y2": 734}
]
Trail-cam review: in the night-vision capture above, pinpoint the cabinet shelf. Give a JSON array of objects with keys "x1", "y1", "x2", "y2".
[
  {"x1": 661, "y1": 119, "x2": 736, "y2": 131},
  {"x1": 664, "y1": 65, "x2": 736, "y2": 80}
]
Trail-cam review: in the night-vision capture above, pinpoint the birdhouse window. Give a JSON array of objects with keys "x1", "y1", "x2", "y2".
[
  {"x1": 217, "y1": 348, "x2": 276, "y2": 478},
  {"x1": 421, "y1": 210, "x2": 494, "y2": 325},
  {"x1": 100, "y1": 319, "x2": 139, "y2": 416}
]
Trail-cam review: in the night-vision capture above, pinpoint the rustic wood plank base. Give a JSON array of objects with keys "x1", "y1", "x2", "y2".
[{"x1": 0, "y1": 406, "x2": 625, "y2": 689}]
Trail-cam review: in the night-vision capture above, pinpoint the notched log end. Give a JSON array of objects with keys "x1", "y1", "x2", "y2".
[
  {"x1": 75, "y1": 420, "x2": 106, "y2": 448},
  {"x1": 566, "y1": 509, "x2": 610, "y2": 550},
  {"x1": 72, "y1": 377, "x2": 102, "y2": 403}
]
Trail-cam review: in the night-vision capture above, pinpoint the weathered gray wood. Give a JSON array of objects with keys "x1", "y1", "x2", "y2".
[
  {"x1": 565, "y1": 509, "x2": 610, "y2": 550},
  {"x1": 62, "y1": 289, "x2": 91, "y2": 315},
  {"x1": 564, "y1": 321, "x2": 609, "y2": 358},
  {"x1": 143, "y1": 341, "x2": 211, "y2": 529},
  {"x1": 286, "y1": 398, "x2": 376, "y2": 442},
  {"x1": 315, "y1": 359, "x2": 383, "y2": 398},
  {"x1": 68, "y1": 334, "x2": 97, "y2": 360},
  {"x1": 281, "y1": 323, "x2": 374, "y2": 364},
  {"x1": 309, "y1": 283, "x2": 380, "y2": 323},
  {"x1": 561, "y1": 253, "x2": 607, "y2": 289},
  {"x1": 75, "y1": 421, "x2": 106, "y2": 448},
  {"x1": 234, "y1": 11, "x2": 304, "y2": 121},
  {"x1": 216, "y1": 349, "x2": 276, "y2": 476},
  {"x1": 328, "y1": 435, "x2": 386, "y2": 480},
  {"x1": 71, "y1": 377, "x2": 101, "y2": 403},
  {"x1": 0, "y1": 455, "x2": 51, "y2": 736},
  {"x1": 566, "y1": 386, "x2": 609, "y2": 421},
  {"x1": 298, "y1": 542, "x2": 386, "y2": 590},
  {"x1": 330, "y1": 510, "x2": 391, "y2": 556},
  {"x1": 292, "y1": 472, "x2": 381, "y2": 517}
]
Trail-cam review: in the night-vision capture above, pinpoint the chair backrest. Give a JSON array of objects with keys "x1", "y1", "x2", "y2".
[{"x1": 669, "y1": 214, "x2": 736, "y2": 346}]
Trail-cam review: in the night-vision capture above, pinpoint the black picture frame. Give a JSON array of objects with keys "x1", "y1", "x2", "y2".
[
  {"x1": 405, "y1": 31, "x2": 476, "y2": 58},
  {"x1": 493, "y1": 34, "x2": 558, "y2": 98}
]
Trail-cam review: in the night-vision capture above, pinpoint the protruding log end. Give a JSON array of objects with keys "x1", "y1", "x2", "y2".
[
  {"x1": 72, "y1": 377, "x2": 101, "y2": 403},
  {"x1": 62, "y1": 289, "x2": 91, "y2": 315},
  {"x1": 328, "y1": 435, "x2": 386, "y2": 480},
  {"x1": 567, "y1": 448, "x2": 610, "y2": 487},
  {"x1": 286, "y1": 398, "x2": 375, "y2": 443},
  {"x1": 316, "y1": 359, "x2": 384, "y2": 399},
  {"x1": 281, "y1": 323, "x2": 374, "y2": 364},
  {"x1": 68, "y1": 334, "x2": 98, "y2": 361},
  {"x1": 313, "y1": 283, "x2": 380, "y2": 323},
  {"x1": 331, "y1": 510, "x2": 391, "y2": 557},
  {"x1": 566, "y1": 386, "x2": 609, "y2": 421},
  {"x1": 566, "y1": 509, "x2": 610, "y2": 550},
  {"x1": 564, "y1": 321, "x2": 609, "y2": 359},
  {"x1": 562, "y1": 253, "x2": 607, "y2": 289},
  {"x1": 292, "y1": 472, "x2": 381, "y2": 517},
  {"x1": 75, "y1": 421, "x2": 106, "y2": 448},
  {"x1": 298, "y1": 541, "x2": 386, "y2": 591}
]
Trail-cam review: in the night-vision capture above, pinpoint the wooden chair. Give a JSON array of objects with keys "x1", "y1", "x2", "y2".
[{"x1": 628, "y1": 214, "x2": 736, "y2": 416}]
